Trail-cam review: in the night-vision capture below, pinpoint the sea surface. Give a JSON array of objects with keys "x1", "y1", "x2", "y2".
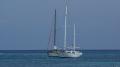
[{"x1": 0, "y1": 50, "x2": 120, "y2": 67}]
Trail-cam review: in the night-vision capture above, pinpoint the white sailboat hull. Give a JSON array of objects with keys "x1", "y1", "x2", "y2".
[{"x1": 59, "y1": 51, "x2": 82, "y2": 58}]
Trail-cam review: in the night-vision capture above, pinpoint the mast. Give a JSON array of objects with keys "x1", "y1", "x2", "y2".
[
  {"x1": 64, "y1": 0, "x2": 68, "y2": 50},
  {"x1": 73, "y1": 24, "x2": 76, "y2": 51},
  {"x1": 53, "y1": 9, "x2": 57, "y2": 49}
]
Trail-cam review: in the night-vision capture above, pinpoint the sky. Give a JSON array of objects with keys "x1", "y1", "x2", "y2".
[{"x1": 0, "y1": 0, "x2": 120, "y2": 50}]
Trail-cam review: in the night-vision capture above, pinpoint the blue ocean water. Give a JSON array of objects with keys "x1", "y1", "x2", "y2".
[{"x1": 0, "y1": 50, "x2": 120, "y2": 67}]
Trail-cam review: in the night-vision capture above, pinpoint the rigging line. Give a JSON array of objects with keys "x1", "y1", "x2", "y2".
[
  {"x1": 48, "y1": 10, "x2": 55, "y2": 50},
  {"x1": 48, "y1": 23, "x2": 53, "y2": 50}
]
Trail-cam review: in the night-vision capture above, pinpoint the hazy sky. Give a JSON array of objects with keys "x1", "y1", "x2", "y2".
[{"x1": 0, "y1": 0, "x2": 120, "y2": 50}]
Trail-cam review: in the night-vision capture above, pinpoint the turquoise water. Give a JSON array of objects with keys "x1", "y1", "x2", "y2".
[{"x1": 0, "y1": 50, "x2": 120, "y2": 67}]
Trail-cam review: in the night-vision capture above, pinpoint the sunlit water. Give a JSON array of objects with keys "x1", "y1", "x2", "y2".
[{"x1": 0, "y1": 50, "x2": 120, "y2": 67}]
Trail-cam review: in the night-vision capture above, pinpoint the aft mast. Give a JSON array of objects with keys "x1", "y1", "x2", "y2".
[{"x1": 73, "y1": 24, "x2": 76, "y2": 51}]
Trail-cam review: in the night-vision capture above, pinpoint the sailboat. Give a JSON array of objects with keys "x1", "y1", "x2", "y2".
[
  {"x1": 48, "y1": 9, "x2": 61, "y2": 57},
  {"x1": 48, "y1": 0, "x2": 82, "y2": 58},
  {"x1": 59, "y1": 23, "x2": 83, "y2": 57}
]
